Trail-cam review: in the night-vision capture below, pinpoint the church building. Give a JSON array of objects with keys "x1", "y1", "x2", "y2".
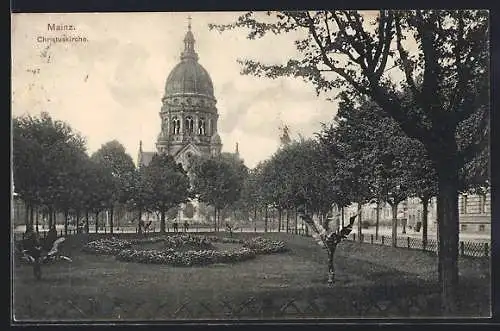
[
  {"x1": 137, "y1": 18, "x2": 223, "y2": 170},
  {"x1": 137, "y1": 18, "x2": 230, "y2": 225}
]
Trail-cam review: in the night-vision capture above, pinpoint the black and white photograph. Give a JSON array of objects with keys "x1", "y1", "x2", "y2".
[{"x1": 11, "y1": 10, "x2": 491, "y2": 321}]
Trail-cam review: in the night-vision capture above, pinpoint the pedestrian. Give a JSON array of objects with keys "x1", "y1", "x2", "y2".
[
  {"x1": 184, "y1": 221, "x2": 189, "y2": 232},
  {"x1": 173, "y1": 221, "x2": 178, "y2": 233},
  {"x1": 24, "y1": 231, "x2": 43, "y2": 280}
]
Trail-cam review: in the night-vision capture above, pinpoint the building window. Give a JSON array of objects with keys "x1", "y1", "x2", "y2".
[
  {"x1": 460, "y1": 195, "x2": 468, "y2": 214},
  {"x1": 198, "y1": 118, "x2": 206, "y2": 135},
  {"x1": 172, "y1": 117, "x2": 180, "y2": 134},
  {"x1": 185, "y1": 116, "x2": 194, "y2": 134},
  {"x1": 479, "y1": 224, "x2": 485, "y2": 232},
  {"x1": 461, "y1": 224, "x2": 467, "y2": 231},
  {"x1": 480, "y1": 194, "x2": 486, "y2": 214}
]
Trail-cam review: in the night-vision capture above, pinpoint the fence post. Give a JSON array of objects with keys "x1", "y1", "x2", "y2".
[
  {"x1": 381, "y1": 236, "x2": 384, "y2": 245},
  {"x1": 484, "y1": 242, "x2": 489, "y2": 257},
  {"x1": 460, "y1": 241, "x2": 465, "y2": 257},
  {"x1": 371, "y1": 234, "x2": 373, "y2": 244},
  {"x1": 407, "y1": 237, "x2": 410, "y2": 249}
]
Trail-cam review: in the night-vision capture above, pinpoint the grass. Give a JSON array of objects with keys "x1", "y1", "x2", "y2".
[{"x1": 12, "y1": 232, "x2": 491, "y2": 321}]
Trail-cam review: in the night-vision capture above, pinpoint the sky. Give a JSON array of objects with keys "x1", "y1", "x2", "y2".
[{"x1": 11, "y1": 12, "x2": 342, "y2": 169}]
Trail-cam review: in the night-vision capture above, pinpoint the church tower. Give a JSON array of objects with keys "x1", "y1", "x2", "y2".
[{"x1": 154, "y1": 17, "x2": 222, "y2": 169}]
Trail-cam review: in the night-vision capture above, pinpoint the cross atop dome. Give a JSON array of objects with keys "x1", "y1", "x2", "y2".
[{"x1": 181, "y1": 15, "x2": 198, "y2": 61}]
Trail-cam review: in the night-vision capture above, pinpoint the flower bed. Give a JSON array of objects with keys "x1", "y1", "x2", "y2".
[
  {"x1": 128, "y1": 235, "x2": 215, "y2": 250},
  {"x1": 82, "y1": 237, "x2": 132, "y2": 255},
  {"x1": 83, "y1": 235, "x2": 287, "y2": 266},
  {"x1": 116, "y1": 247, "x2": 256, "y2": 266},
  {"x1": 243, "y1": 237, "x2": 288, "y2": 254},
  {"x1": 203, "y1": 236, "x2": 245, "y2": 244}
]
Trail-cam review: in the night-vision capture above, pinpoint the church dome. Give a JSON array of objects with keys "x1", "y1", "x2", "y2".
[
  {"x1": 164, "y1": 22, "x2": 214, "y2": 98},
  {"x1": 165, "y1": 61, "x2": 214, "y2": 97}
]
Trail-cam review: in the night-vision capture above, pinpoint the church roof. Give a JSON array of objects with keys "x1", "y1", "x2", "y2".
[
  {"x1": 164, "y1": 20, "x2": 214, "y2": 98},
  {"x1": 139, "y1": 151, "x2": 155, "y2": 167}
]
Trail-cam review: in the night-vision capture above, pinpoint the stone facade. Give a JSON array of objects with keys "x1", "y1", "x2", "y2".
[
  {"x1": 343, "y1": 192, "x2": 491, "y2": 234},
  {"x1": 138, "y1": 20, "x2": 222, "y2": 170},
  {"x1": 137, "y1": 20, "x2": 224, "y2": 225}
]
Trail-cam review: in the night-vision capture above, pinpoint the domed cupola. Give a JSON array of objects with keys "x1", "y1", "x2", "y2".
[
  {"x1": 164, "y1": 18, "x2": 215, "y2": 99},
  {"x1": 156, "y1": 16, "x2": 222, "y2": 159}
]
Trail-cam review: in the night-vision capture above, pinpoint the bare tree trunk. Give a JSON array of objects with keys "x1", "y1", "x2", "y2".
[
  {"x1": 391, "y1": 203, "x2": 398, "y2": 247},
  {"x1": 85, "y1": 210, "x2": 89, "y2": 233},
  {"x1": 25, "y1": 202, "x2": 32, "y2": 233},
  {"x1": 264, "y1": 207, "x2": 268, "y2": 233},
  {"x1": 64, "y1": 210, "x2": 69, "y2": 235},
  {"x1": 110, "y1": 207, "x2": 114, "y2": 235},
  {"x1": 76, "y1": 210, "x2": 81, "y2": 234},
  {"x1": 214, "y1": 208, "x2": 217, "y2": 232},
  {"x1": 35, "y1": 206, "x2": 39, "y2": 233},
  {"x1": 357, "y1": 202, "x2": 362, "y2": 242},
  {"x1": 253, "y1": 207, "x2": 257, "y2": 232},
  {"x1": 422, "y1": 197, "x2": 429, "y2": 249},
  {"x1": 160, "y1": 209, "x2": 166, "y2": 233},
  {"x1": 286, "y1": 209, "x2": 290, "y2": 233},
  {"x1": 328, "y1": 246, "x2": 336, "y2": 284},
  {"x1": 436, "y1": 163, "x2": 460, "y2": 314},
  {"x1": 278, "y1": 208, "x2": 282, "y2": 233},
  {"x1": 30, "y1": 204, "x2": 35, "y2": 233},
  {"x1": 217, "y1": 211, "x2": 221, "y2": 233},
  {"x1": 95, "y1": 211, "x2": 99, "y2": 234},
  {"x1": 294, "y1": 209, "x2": 298, "y2": 234},
  {"x1": 49, "y1": 206, "x2": 54, "y2": 230},
  {"x1": 335, "y1": 208, "x2": 340, "y2": 232},
  {"x1": 375, "y1": 200, "x2": 380, "y2": 239},
  {"x1": 402, "y1": 200, "x2": 407, "y2": 234},
  {"x1": 138, "y1": 208, "x2": 143, "y2": 234},
  {"x1": 341, "y1": 207, "x2": 345, "y2": 228}
]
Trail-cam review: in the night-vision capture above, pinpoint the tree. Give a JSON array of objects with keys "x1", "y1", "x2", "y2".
[
  {"x1": 91, "y1": 140, "x2": 136, "y2": 234},
  {"x1": 191, "y1": 154, "x2": 247, "y2": 232},
  {"x1": 13, "y1": 113, "x2": 88, "y2": 233},
  {"x1": 123, "y1": 166, "x2": 150, "y2": 233},
  {"x1": 143, "y1": 154, "x2": 191, "y2": 233},
  {"x1": 85, "y1": 159, "x2": 114, "y2": 233},
  {"x1": 211, "y1": 10, "x2": 489, "y2": 313}
]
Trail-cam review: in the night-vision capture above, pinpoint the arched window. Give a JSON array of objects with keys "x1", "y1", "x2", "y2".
[
  {"x1": 198, "y1": 118, "x2": 206, "y2": 135},
  {"x1": 185, "y1": 116, "x2": 194, "y2": 134},
  {"x1": 171, "y1": 117, "x2": 180, "y2": 134}
]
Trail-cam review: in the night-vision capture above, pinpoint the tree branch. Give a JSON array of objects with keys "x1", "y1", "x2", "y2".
[
  {"x1": 373, "y1": 12, "x2": 394, "y2": 81},
  {"x1": 450, "y1": 12, "x2": 468, "y2": 113},
  {"x1": 394, "y1": 14, "x2": 420, "y2": 99},
  {"x1": 303, "y1": 11, "x2": 370, "y2": 94}
]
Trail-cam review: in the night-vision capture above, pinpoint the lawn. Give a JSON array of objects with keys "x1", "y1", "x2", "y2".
[{"x1": 12, "y1": 232, "x2": 491, "y2": 321}]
